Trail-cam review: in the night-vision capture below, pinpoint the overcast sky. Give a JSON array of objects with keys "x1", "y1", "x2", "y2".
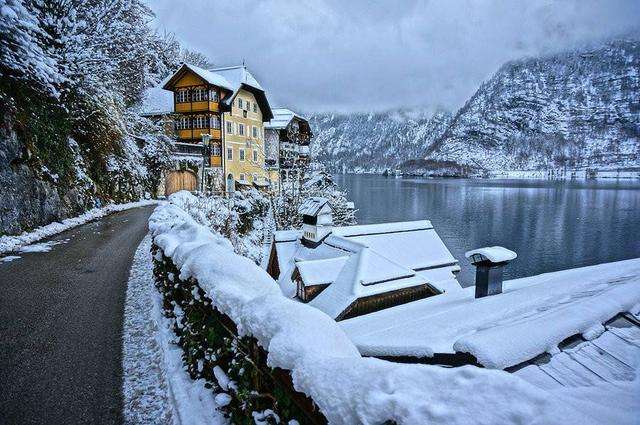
[{"x1": 146, "y1": 0, "x2": 640, "y2": 113}]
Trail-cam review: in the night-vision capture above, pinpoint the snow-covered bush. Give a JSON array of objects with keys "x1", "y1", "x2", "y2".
[
  {"x1": 152, "y1": 248, "x2": 321, "y2": 424},
  {"x1": 274, "y1": 167, "x2": 356, "y2": 230},
  {"x1": 168, "y1": 190, "x2": 271, "y2": 263}
]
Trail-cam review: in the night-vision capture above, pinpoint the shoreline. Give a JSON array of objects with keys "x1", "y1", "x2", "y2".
[{"x1": 332, "y1": 168, "x2": 640, "y2": 181}]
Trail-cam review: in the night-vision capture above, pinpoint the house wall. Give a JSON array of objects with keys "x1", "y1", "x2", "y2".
[
  {"x1": 223, "y1": 88, "x2": 267, "y2": 186},
  {"x1": 337, "y1": 284, "x2": 438, "y2": 321}
]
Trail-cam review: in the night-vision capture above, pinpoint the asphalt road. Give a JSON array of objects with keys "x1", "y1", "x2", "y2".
[{"x1": 0, "y1": 205, "x2": 155, "y2": 425}]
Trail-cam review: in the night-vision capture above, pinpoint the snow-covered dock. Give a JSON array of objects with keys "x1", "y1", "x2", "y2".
[{"x1": 341, "y1": 258, "x2": 640, "y2": 369}]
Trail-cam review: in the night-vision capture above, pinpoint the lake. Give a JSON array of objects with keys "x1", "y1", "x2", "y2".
[{"x1": 333, "y1": 174, "x2": 640, "y2": 286}]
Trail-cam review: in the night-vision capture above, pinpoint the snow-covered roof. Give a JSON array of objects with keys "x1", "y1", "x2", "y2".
[
  {"x1": 163, "y1": 63, "x2": 234, "y2": 92},
  {"x1": 513, "y1": 312, "x2": 640, "y2": 394},
  {"x1": 298, "y1": 197, "x2": 330, "y2": 216},
  {"x1": 340, "y1": 258, "x2": 640, "y2": 370},
  {"x1": 210, "y1": 65, "x2": 263, "y2": 92},
  {"x1": 265, "y1": 108, "x2": 308, "y2": 130},
  {"x1": 466, "y1": 246, "x2": 517, "y2": 263},
  {"x1": 296, "y1": 256, "x2": 348, "y2": 286},
  {"x1": 271, "y1": 219, "x2": 460, "y2": 319},
  {"x1": 209, "y1": 65, "x2": 273, "y2": 121}
]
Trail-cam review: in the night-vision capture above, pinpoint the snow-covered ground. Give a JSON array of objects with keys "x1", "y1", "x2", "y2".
[
  {"x1": 149, "y1": 199, "x2": 637, "y2": 425},
  {"x1": 0, "y1": 200, "x2": 157, "y2": 255},
  {"x1": 122, "y1": 234, "x2": 227, "y2": 425}
]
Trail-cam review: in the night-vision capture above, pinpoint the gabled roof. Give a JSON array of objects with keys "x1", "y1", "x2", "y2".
[
  {"x1": 271, "y1": 219, "x2": 460, "y2": 319},
  {"x1": 265, "y1": 108, "x2": 308, "y2": 130},
  {"x1": 298, "y1": 197, "x2": 330, "y2": 216},
  {"x1": 210, "y1": 65, "x2": 273, "y2": 121},
  {"x1": 162, "y1": 63, "x2": 234, "y2": 92}
]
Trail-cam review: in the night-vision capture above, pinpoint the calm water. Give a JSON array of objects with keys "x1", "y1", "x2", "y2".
[{"x1": 333, "y1": 174, "x2": 640, "y2": 286}]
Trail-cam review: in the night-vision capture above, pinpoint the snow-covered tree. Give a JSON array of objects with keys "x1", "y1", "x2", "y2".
[{"x1": 274, "y1": 165, "x2": 357, "y2": 230}]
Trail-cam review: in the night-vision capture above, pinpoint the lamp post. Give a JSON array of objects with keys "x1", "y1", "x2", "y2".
[{"x1": 201, "y1": 133, "x2": 212, "y2": 194}]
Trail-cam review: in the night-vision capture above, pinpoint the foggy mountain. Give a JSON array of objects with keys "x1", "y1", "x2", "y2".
[{"x1": 310, "y1": 37, "x2": 640, "y2": 175}]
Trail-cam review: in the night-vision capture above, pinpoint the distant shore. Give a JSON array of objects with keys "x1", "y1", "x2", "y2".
[{"x1": 333, "y1": 167, "x2": 640, "y2": 180}]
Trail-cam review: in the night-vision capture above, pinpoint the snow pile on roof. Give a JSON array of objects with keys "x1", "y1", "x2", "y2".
[
  {"x1": 341, "y1": 259, "x2": 640, "y2": 368},
  {"x1": 466, "y1": 246, "x2": 517, "y2": 263},
  {"x1": 149, "y1": 200, "x2": 601, "y2": 425},
  {"x1": 0, "y1": 199, "x2": 157, "y2": 255},
  {"x1": 265, "y1": 108, "x2": 306, "y2": 130},
  {"x1": 272, "y1": 219, "x2": 460, "y2": 316},
  {"x1": 181, "y1": 63, "x2": 234, "y2": 91},
  {"x1": 298, "y1": 197, "x2": 329, "y2": 216},
  {"x1": 210, "y1": 65, "x2": 262, "y2": 96}
]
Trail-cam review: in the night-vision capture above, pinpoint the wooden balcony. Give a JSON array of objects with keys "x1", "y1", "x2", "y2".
[
  {"x1": 177, "y1": 128, "x2": 222, "y2": 141},
  {"x1": 210, "y1": 155, "x2": 222, "y2": 167},
  {"x1": 175, "y1": 100, "x2": 220, "y2": 113}
]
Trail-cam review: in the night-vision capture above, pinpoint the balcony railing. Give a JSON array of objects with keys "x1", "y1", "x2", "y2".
[{"x1": 173, "y1": 142, "x2": 204, "y2": 156}]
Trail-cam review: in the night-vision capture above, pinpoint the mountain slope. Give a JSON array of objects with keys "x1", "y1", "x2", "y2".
[
  {"x1": 308, "y1": 110, "x2": 452, "y2": 173},
  {"x1": 427, "y1": 38, "x2": 640, "y2": 171}
]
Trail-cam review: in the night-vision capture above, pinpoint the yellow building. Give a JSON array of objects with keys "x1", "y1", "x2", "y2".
[
  {"x1": 211, "y1": 66, "x2": 272, "y2": 190},
  {"x1": 161, "y1": 63, "x2": 273, "y2": 193}
]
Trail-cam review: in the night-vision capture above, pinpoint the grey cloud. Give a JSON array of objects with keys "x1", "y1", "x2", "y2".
[{"x1": 147, "y1": 0, "x2": 640, "y2": 113}]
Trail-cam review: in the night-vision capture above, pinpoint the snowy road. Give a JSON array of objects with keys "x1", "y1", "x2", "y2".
[{"x1": 0, "y1": 206, "x2": 154, "y2": 425}]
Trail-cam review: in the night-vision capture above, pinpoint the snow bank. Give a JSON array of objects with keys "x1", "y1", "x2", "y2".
[
  {"x1": 149, "y1": 200, "x2": 598, "y2": 425},
  {"x1": 0, "y1": 200, "x2": 157, "y2": 255},
  {"x1": 123, "y1": 234, "x2": 226, "y2": 425}
]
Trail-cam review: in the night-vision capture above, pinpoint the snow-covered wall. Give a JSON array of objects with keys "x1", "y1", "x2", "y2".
[{"x1": 149, "y1": 200, "x2": 604, "y2": 425}]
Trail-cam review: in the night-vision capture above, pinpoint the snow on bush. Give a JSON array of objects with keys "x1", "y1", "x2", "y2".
[
  {"x1": 167, "y1": 190, "x2": 270, "y2": 263},
  {"x1": 274, "y1": 167, "x2": 356, "y2": 230},
  {"x1": 149, "y1": 199, "x2": 597, "y2": 425}
]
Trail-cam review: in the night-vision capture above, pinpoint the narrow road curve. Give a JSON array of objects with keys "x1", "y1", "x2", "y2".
[{"x1": 0, "y1": 205, "x2": 155, "y2": 425}]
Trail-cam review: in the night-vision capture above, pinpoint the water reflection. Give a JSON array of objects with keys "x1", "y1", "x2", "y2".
[{"x1": 333, "y1": 174, "x2": 640, "y2": 286}]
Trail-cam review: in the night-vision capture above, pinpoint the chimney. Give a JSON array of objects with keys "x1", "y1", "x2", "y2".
[
  {"x1": 465, "y1": 246, "x2": 517, "y2": 298},
  {"x1": 299, "y1": 197, "x2": 333, "y2": 247}
]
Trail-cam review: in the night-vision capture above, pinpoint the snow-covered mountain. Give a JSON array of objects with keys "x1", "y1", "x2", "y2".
[
  {"x1": 308, "y1": 109, "x2": 453, "y2": 173},
  {"x1": 310, "y1": 37, "x2": 640, "y2": 174},
  {"x1": 427, "y1": 38, "x2": 640, "y2": 171}
]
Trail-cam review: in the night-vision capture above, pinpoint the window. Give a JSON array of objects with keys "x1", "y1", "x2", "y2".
[
  {"x1": 226, "y1": 121, "x2": 233, "y2": 134},
  {"x1": 176, "y1": 116, "x2": 190, "y2": 130},
  {"x1": 252, "y1": 149, "x2": 258, "y2": 162},
  {"x1": 212, "y1": 144, "x2": 221, "y2": 156},
  {"x1": 252, "y1": 126, "x2": 258, "y2": 138},
  {"x1": 209, "y1": 115, "x2": 220, "y2": 129},
  {"x1": 176, "y1": 89, "x2": 190, "y2": 103},
  {"x1": 253, "y1": 103, "x2": 257, "y2": 113},
  {"x1": 239, "y1": 149, "x2": 245, "y2": 161},
  {"x1": 209, "y1": 89, "x2": 219, "y2": 102},
  {"x1": 238, "y1": 123, "x2": 245, "y2": 136},
  {"x1": 252, "y1": 173, "x2": 257, "y2": 182},
  {"x1": 239, "y1": 173, "x2": 246, "y2": 181},
  {"x1": 194, "y1": 115, "x2": 207, "y2": 129},
  {"x1": 238, "y1": 98, "x2": 243, "y2": 109},
  {"x1": 192, "y1": 87, "x2": 207, "y2": 102},
  {"x1": 226, "y1": 147, "x2": 233, "y2": 160}
]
